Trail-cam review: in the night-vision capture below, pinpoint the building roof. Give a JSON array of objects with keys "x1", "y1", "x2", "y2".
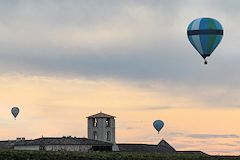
[
  {"x1": 117, "y1": 139, "x2": 176, "y2": 153},
  {"x1": 158, "y1": 139, "x2": 176, "y2": 152},
  {"x1": 117, "y1": 144, "x2": 162, "y2": 152},
  {"x1": 14, "y1": 137, "x2": 113, "y2": 146},
  {"x1": 0, "y1": 140, "x2": 16, "y2": 149},
  {"x1": 87, "y1": 112, "x2": 115, "y2": 118},
  {"x1": 177, "y1": 151, "x2": 208, "y2": 155}
]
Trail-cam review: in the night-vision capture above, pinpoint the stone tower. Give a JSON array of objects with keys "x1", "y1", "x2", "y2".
[{"x1": 87, "y1": 112, "x2": 115, "y2": 143}]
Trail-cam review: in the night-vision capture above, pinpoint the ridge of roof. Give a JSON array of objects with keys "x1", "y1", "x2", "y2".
[
  {"x1": 177, "y1": 151, "x2": 208, "y2": 155},
  {"x1": 87, "y1": 112, "x2": 115, "y2": 118},
  {"x1": 117, "y1": 143, "x2": 156, "y2": 146},
  {"x1": 158, "y1": 139, "x2": 176, "y2": 151},
  {"x1": 14, "y1": 137, "x2": 113, "y2": 146}
]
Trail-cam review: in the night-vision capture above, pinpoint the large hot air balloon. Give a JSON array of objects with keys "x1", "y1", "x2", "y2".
[
  {"x1": 153, "y1": 120, "x2": 164, "y2": 134},
  {"x1": 187, "y1": 18, "x2": 223, "y2": 64},
  {"x1": 11, "y1": 107, "x2": 20, "y2": 120}
]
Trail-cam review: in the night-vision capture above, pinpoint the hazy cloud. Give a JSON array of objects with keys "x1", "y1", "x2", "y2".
[
  {"x1": 168, "y1": 132, "x2": 185, "y2": 137},
  {"x1": 188, "y1": 134, "x2": 240, "y2": 139},
  {"x1": 139, "y1": 106, "x2": 174, "y2": 110},
  {"x1": 0, "y1": 0, "x2": 239, "y2": 84},
  {"x1": 1, "y1": 1, "x2": 240, "y2": 155},
  {"x1": 0, "y1": 1, "x2": 240, "y2": 111},
  {"x1": 168, "y1": 132, "x2": 240, "y2": 139}
]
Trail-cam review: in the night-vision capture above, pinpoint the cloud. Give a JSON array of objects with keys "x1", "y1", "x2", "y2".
[
  {"x1": 0, "y1": 0, "x2": 239, "y2": 87},
  {"x1": 139, "y1": 106, "x2": 174, "y2": 110},
  {"x1": 0, "y1": 1, "x2": 240, "y2": 113},
  {"x1": 1, "y1": 1, "x2": 240, "y2": 155},
  {"x1": 168, "y1": 132, "x2": 185, "y2": 137},
  {"x1": 168, "y1": 132, "x2": 240, "y2": 139},
  {"x1": 168, "y1": 132, "x2": 240, "y2": 155},
  {"x1": 126, "y1": 127, "x2": 135, "y2": 130},
  {"x1": 188, "y1": 134, "x2": 240, "y2": 139},
  {"x1": 216, "y1": 143, "x2": 240, "y2": 147}
]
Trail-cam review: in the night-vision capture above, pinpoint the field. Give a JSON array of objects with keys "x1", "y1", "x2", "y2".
[{"x1": 0, "y1": 150, "x2": 239, "y2": 160}]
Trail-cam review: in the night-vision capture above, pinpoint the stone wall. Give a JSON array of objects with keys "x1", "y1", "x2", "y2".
[
  {"x1": 14, "y1": 145, "x2": 93, "y2": 152},
  {"x1": 14, "y1": 145, "x2": 39, "y2": 151},
  {"x1": 88, "y1": 117, "x2": 115, "y2": 143},
  {"x1": 46, "y1": 145, "x2": 92, "y2": 151}
]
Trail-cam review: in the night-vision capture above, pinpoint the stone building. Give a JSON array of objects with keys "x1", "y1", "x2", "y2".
[
  {"x1": 87, "y1": 112, "x2": 115, "y2": 143},
  {"x1": 0, "y1": 112, "x2": 206, "y2": 154},
  {"x1": 117, "y1": 139, "x2": 176, "y2": 153},
  {"x1": 13, "y1": 112, "x2": 117, "y2": 152},
  {"x1": 14, "y1": 137, "x2": 112, "y2": 151},
  {"x1": 0, "y1": 140, "x2": 16, "y2": 149}
]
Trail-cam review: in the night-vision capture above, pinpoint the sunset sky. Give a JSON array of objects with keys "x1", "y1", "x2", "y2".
[{"x1": 0, "y1": 0, "x2": 240, "y2": 155}]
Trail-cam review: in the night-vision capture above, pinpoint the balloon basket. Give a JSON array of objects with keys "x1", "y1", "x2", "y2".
[{"x1": 204, "y1": 59, "x2": 208, "y2": 65}]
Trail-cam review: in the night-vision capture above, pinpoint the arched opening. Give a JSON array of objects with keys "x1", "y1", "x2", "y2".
[
  {"x1": 93, "y1": 131, "x2": 98, "y2": 140},
  {"x1": 93, "y1": 118, "x2": 98, "y2": 127},
  {"x1": 106, "y1": 118, "x2": 110, "y2": 127},
  {"x1": 106, "y1": 131, "x2": 111, "y2": 141}
]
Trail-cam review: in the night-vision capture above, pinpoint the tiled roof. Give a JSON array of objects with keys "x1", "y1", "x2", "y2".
[
  {"x1": 87, "y1": 112, "x2": 115, "y2": 118},
  {"x1": 117, "y1": 139, "x2": 176, "y2": 153},
  {"x1": 177, "y1": 151, "x2": 208, "y2": 155},
  {"x1": 158, "y1": 139, "x2": 176, "y2": 152},
  {"x1": 0, "y1": 140, "x2": 15, "y2": 149},
  {"x1": 117, "y1": 144, "x2": 162, "y2": 152},
  {"x1": 14, "y1": 137, "x2": 113, "y2": 146}
]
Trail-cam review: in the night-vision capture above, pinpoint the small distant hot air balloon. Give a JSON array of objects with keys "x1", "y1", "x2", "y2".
[
  {"x1": 153, "y1": 120, "x2": 164, "y2": 134},
  {"x1": 187, "y1": 17, "x2": 223, "y2": 64},
  {"x1": 11, "y1": 107, "x2": 20, "y2": 120}
]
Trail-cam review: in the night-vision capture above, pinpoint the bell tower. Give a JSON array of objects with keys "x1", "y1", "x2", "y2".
[{"x1": 87, "y1": 112, "x2": 115, "y2": 143}]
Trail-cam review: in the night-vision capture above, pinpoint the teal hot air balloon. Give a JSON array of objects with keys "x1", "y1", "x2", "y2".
[
  {"x1": 187, "y1": 18, "x2": 223, "y2": 64},
  {"x1": 153, "y1": 120, "x2": 164, "y2": 134},
  {"x1": 11, "y1": 107, "x2": 20, "y2": 120}
]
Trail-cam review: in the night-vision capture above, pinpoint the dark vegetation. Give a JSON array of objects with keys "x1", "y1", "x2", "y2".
[{"x1": 0, "y1": 150, "x2": 239, "y2": 160}]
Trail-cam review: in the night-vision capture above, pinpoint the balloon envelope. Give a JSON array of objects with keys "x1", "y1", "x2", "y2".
[
  {"x1": 11, "y1": 107, "x2": 20, "y2": 119},
  {"x1": 153, "y1": 120, "x2": 164, "y2": 133},
  {"x1": 187, "y1": 18, "x2": 223, "y2": 63}
]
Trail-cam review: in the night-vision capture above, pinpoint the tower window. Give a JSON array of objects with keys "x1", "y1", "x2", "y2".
[
  {"x1": 106, "y1": 131, "x2": 111, "y2": 141},
  {"x1": 106, "y1": 118, "x2": 110, "y2": 127},
  {"x1": 93, "y1": 131, "x2": 97, "y2": 140},
  {"x1": 93, "y1": 118, "x2": 98, "y2": 127}
]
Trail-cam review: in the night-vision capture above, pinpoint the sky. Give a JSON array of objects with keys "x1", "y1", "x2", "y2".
[{"x1": 0, "y1": 0, "x2": 240, "y2": 155}]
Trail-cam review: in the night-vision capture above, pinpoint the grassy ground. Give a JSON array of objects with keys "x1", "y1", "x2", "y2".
[{"x1": 0, "y1": 150, "x2": 239, "y2": 160}]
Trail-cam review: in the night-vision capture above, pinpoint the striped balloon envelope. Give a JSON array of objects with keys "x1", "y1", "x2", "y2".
[{"x1": 187, "y1": 18, "x2": 223, "y2": 64}]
